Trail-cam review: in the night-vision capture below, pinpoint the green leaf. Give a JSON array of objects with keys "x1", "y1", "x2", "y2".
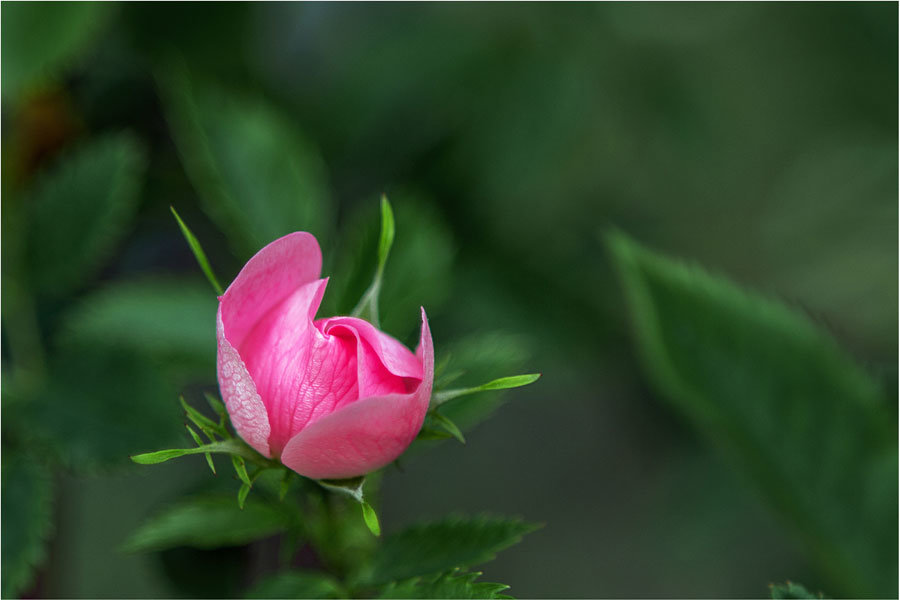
[
  {"x1": 24, "y1": 133, "x2": 146, "y2": 297},
  {"x1": 170, "y1": 206, "x2": 224, "y2": 295},
  {"x1": 1, "y1": 454, "x2": 54, "y2": 599},
  {"x1": 25, "y1": 346, "x2": 182, "y2": 471},
  {"x1": 368, "y1": 515, "x2": 540, "y2": 585},
  {"x1": 432, "y1": 332, "x2": 535, "y2": 433},
  {"x1": 379, "y1": 570, "x2": 513, "y2": 600},
  {"x1": 415, "y1": 427, "x2": 454, "y2": 442},
  {"x1": 180, "y1": 396, "x2": 225, "y2": 440},
  {"x1": 376, "y1": 195, "x2": 396, "y2": 278},
  {"x1": 362, "y1": 502, "x2": 381, "y2": 537},
  {"x1": 325, "y1": 192, "x2": 455, "y2": 341},
  {"x1": 607, "y1": 230, "x2": 897, "y2": 597},
  {"x1": 185, "y1": 425, "x2": 216, "y2": 475},
  {"x1": 317, "y1": 476, "x2": 366, "y2": 504},
  {"x1": 246, "y1": 571, "x2": 344, "y2": 600},
  {"x1": 351, "y1": 195, "x2": 396, "y2": 327},
  {"x1": 432, "y1": 374, "x2": 541, "y2": 407},
  {"x1": 123, "y1": 495, "x2": 291, "y2": 553},
  {"x1": 232, "y1": 455, "x2": 251, "y2": 485},
  {"x1": 131, "y1": 439, "x2": 252, "y2": 466},
  {"x1": 158, "y1": 63, "x2": 332, "y2": 256},
  {"x1": 1, "y1": 1, "x2": 110, "y2": 102},
  {"x1": 237, "y1": 483, "x2": 251, "y2": 510},
  {"x1": 59, "y1": 278, "x2": 216, "y2": 363},
  {"x1": 205, "y1": 392, "x2": 228, "y2": 425},
  {"x1": 770, "y1": 581, "x2": 821, "y2": 600},
  {"x1": 429, "y1": 411, "x2": 466, "y2": 445}
]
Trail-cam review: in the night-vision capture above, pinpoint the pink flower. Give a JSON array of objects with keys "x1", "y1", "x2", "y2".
[{"x1": 216, "y1": 232, "x2": 434, "y2": 480}]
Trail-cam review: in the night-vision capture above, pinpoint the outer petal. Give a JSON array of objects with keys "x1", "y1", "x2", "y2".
[
  {"x1": 280, "y1": 308, "x2": 434, "y2": 479},
  {"x1": 217, "y1": 231, "x2": 321, "y2": 457},
  {"x1": 216, "y1": 308, "x2": 271, "y2": 457},
  {"x1": 220, "y1": 232, "x2": 321, "y2": 349}
]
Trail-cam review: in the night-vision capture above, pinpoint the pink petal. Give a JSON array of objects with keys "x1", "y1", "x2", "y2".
[
  {"x1": 279, "y1": 308, "x2": 435, "y2": 479},
  {"x1": 238, "y1": 278, "x2": 362, "y2": 456},
  {"x1": 220, "y1": 232, "x2": 321, "y2": 349},
  {"x1": 317, "y1": 316, "x2": 423, "y2": 397},
  {"x1": 216, "y1": 308, "x2": 271, "y2": 457}
]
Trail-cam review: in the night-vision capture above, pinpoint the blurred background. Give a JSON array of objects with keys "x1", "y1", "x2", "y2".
[{"x1": 2, "y1": 2, "x2": 897, "y2": 598}]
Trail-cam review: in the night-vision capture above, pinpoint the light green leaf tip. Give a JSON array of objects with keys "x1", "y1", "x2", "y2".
[
  {"x1": 376, "y1": 194, "x2": 395, "y2": 277},
  {"x1": 351, "y1": 195, "x2": 396, "y2": 328},
  {"x1": 362, "y1": 502, "x2": 381, "y2": 537},
  {"x1": 432, "y1": 373, "x2": 541, "y2": 406},
  {"x1": 170, "y1": 206, "x2": 224, "y2": 296}
]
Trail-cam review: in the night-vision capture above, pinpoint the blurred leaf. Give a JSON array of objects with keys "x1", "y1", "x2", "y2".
[
  {"x1": 59, "y1": 278, "x2": 215, "y2": 363},
  {"x1": 170, "y1": 206, "x2": 224, "y2": 295},
  {"x1": 1, "y1": 1, "x2": 110, "y2": 102},
  {"x1": 246, "y1": 570, "x2": 344, "y2": 600},
  {"x1": 158, "y1": 62, "x2": 332, "y2": 256},
  {"x1": 123, "y1": 495, "x2": 292, "y2": 553},
  {"x1": 0, "y1": 454, "x2": 54, "y2": 599},
  {"x1": 24, "y1": 132, "x2": 146, "y2": 296},
  {"x1": 379, "y1": 570, "x2": 512, "y2": 600},
  {"x1": 368, "y1": 515, "x2": 540, "y2": 585},
  {"x1": 25, "y1": 346, "x2": 182, "y2": 471},
  {"x1": 770, "y1": 581, "x2": 821, "y2": 600},
  {"x1": 432, "y1": 374, "x2": 541, "y2": 406},
  {"x1": 326, "y1": 192, "x2": 454, "y2": 342},
  {"x1": 607, "y1": 230, "x2": 897, "y2": 597}
]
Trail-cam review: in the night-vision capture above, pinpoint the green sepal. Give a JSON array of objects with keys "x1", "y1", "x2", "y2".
[
  {"x1": 432, "y1": 374, "x2": 540, "y2": 407},
  {"x1": 170, "y1": 206, "x2": 224, "y2": 295},
  {"x1": 317, "y1": 476, "x2": 365, "y2": 504},
  {"x1": 430, "y1": 412, "x2": 465, "y2": 444},
  {"x1": 237, "y1": 483, "x2": 251, "y2": 510},
  {"x1": 180, "y1": 395, "x2": 225, "y2": 440},
  {"x1": 185, "y1": 424, "x2": 216, "y2": 475},
  {"x1": 279, "y1": 470, "x2": 293, "y2": 501},
  {"x1": 204, "y1": 392, "x2": 228, "y2": 427},
  {"x1": 131, "y1": 439, "x2": 261, "y2": 465},
  {"x1": 362, "y1": 502, "x2": 381, "y2": 537},
  {"x1": 232, "y1": 455, "x2": 251, "y2": 486}
]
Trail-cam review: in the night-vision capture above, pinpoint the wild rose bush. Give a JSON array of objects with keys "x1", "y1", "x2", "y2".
[{"x1": 128, "y1": 199, "x2": 541, "y2": 597}]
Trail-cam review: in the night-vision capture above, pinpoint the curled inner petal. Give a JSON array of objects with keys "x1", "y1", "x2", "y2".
[{"x1": 236, "y1": 279, "x2": 422, "y2": 457}]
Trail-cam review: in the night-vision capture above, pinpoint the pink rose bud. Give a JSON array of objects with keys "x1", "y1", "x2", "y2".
[{"x1": 216, "y1": 232, "x2": 434, "y2": 479}]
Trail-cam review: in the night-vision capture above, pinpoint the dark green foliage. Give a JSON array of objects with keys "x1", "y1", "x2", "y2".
[
  {"x1": 59, "y1": 278, "x2": 216, "y2": 363},
  {"x1": 1, "y1": 1, "x2": 110, "y2": 102},
  {"x1": 158, "y1": 64, "x2": 332, "y2": 258},
  {"x1": 368, "y1": 516, "x2": 540, "y2": 586},
  {"x1": 246, "y1": 570, "x2": 344, "y2": 599},
  {"x1": 379, "y1": 570, "x2": 513, "y2": 599},
  {"x1": 608, "y1": 231, "x2": 897, "y2": 597},
  {"x1": 0, "y1": 454, "x2": 54, "y2": 598},
  {"x1": 123, "y1": 495, "x2": 292, "y2": 553},
  {"x1": 24, "y1": 133, "x2": 146, "y2": 296},
  {"x1": 24, "y1": 346, "x2": 182, "y2": 470}
]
